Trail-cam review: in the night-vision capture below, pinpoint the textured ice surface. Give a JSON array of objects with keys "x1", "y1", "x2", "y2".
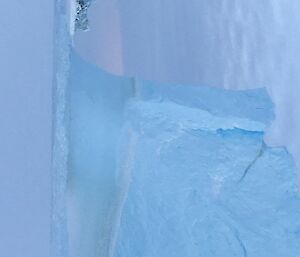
[
  {"x1": 67, "y1": 52, "x2": 300, "y2": 257},
  {"x1": 113, "y1": 82, "x2": 300, "y2": 257}
]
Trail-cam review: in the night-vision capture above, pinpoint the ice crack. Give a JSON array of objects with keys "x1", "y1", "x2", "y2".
[{"x1": 239, "y1": 143, "x2": 266, "y2": 182}]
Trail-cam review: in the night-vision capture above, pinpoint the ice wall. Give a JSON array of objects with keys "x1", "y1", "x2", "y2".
[
  {"x1": 61, "y1": 1, "x2": 300, "y2": 257},
  {"x1": 113, "y1": 82, "x2": 300, "y2": 257},
  {"x1": 67, "y1": 52, "x2": 133, "y2": 257},
  {"x1": 74, "y1": 0, "x2": 300, "y2": 174},
  {"x1": 66, "y1": 52, "x2": 300, "y2": 257}
]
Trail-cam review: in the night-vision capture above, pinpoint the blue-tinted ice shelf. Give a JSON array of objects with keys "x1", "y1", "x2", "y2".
[{"x1": 67, "y1": 52, "x2": 300, "y2": 257}]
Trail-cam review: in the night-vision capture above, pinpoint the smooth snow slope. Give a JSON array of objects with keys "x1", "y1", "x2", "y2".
[{"x1": 75, "y1": 0, "x2": 300, "y2": 174}]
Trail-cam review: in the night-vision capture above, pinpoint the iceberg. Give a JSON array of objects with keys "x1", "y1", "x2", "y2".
[{"x1": 66, "y1": 53, "x2": 300, "y2": 257}]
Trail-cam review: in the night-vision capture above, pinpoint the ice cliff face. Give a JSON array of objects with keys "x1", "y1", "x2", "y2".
[
  {"x1": 74, "y1": 0, "x2": 300, "y2": 178},
  {"x1": 114, "y1": 83, "x2": 300, "y2": 257},
  {"x1": 49, "y1": 2, "x2": 300, "y2": 257},
  {"x1": 67, "y1": 52, "x2": 133, "y2": 257},
  {"x1": 65, "y1": 53, "x2": 300, "y2": 257}
]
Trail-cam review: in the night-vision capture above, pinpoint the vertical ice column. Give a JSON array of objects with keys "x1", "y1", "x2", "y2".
[
  {"x1": 90, "y1": 0, "x2": 300, "y2": 172},
  {"x1": 67, "y1": 52, "x2": 133, "y2": 257}
]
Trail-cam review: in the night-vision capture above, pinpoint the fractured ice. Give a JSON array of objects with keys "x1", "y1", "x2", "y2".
[
  {"x1": 67, "y1": 53, "x2": 300, "y2": 257},
  {"x1": 114, "y1": 83, "x2": 300, "y2": 257}
]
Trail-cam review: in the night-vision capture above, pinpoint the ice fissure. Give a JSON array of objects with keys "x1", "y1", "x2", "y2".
[
  {"x1": 62, "y1": 51, "x2": 300, "y2": 257},
  {"x1": 238, "y1": 142, "x2": 265, "y2": 183}
]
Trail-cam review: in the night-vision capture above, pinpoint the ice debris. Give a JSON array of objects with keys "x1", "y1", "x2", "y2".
[{"x1": 75, "y1": 0, "x2": 94, "y2": 31}]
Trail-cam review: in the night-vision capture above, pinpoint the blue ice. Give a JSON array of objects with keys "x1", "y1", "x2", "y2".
[
  {"x1": 67, "y1": 52, "x2": 133, "y2": 257},
  {"x1": 67, "y1": 52, "x2": 300, "y2": 257}
]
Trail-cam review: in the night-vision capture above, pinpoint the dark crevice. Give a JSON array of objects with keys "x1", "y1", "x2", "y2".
[
  {"x1": 233, "y1": 231, "x2": 248, "y2": 257},
  {"x1": 239, "y1": 142, "x2": 266, "y2": 182}
]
